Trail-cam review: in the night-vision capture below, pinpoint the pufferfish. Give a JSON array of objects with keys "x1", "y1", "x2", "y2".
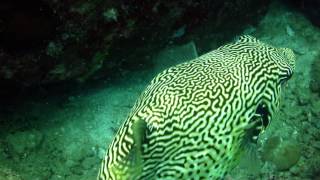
[{"x1": 98, "y1": 35, "x2": 295, "y2": 180}]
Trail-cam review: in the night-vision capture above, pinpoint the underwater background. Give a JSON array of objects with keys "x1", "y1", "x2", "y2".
[{"x1": 0, "y1": 0, "x2": 319, "y2": 179}]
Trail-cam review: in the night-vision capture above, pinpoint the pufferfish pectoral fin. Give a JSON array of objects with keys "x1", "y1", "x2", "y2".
[{"x1": 124, "y1": 118, "x2": 149, "y2": 177}]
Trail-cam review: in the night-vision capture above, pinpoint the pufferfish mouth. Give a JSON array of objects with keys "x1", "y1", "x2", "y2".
[
  {"x1": 245, "y1": 103, "x2": 270, "y2": 144},
  {"x1": 255, "y1": 103, "x2": 270, "y2": 129}
]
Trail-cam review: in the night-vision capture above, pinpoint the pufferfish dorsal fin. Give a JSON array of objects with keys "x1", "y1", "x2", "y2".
[
  {"x1": 235, "y1": 35, "x2": 261, "y2": 44},
  {"x1": 181, "y1": 41, "x2": 198, "y2": 60},
  {"x1": 154, "y1": 41, "x2": 198, "y2": 70}
]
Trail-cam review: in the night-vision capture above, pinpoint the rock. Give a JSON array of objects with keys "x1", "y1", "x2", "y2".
[
  {"x1": 0, "y1": 167, "x2": 22, "y2": 180},
  {"x1": 310, "y1": 55, "x2": 320, "y2": 95},
  {"x1": 306, "y1": 155, "x2": 320, "y2": 178},
  {"x1": 273, "y1": 142, "x2": 301, "y2": 171},
  {"x1": 0, "y1": 142, "x2": 5, "y2": 161},
  {"x1": 289, "y1": 165, "x2": 300, "y2": 175},
  {"x1": 50, "y1": 174, "x2": 64, "y2": 180},
  {"x1": 283, "y1": 103, "x2": 304, "y2": 118},
  {"x1": 261, "y1": 136, "x2": 301, "y2": 171},
  {"x1": 82, "y1": 156, "x2": 97, "y2": 170},
  {"x1": 261, "y1": 136, "x2": 281, "y2": 161},
  {"x1": 64, "y1": 143, "x2": 87, "y2": 162},
  {"x1": 311, "y1": 99, "x2": 320, "y2": 115},
  {"x1": 6, "y1": 130, "x2": 43, "y2": 156},
  {"x1": 96, "y1": 147, "x2": 106, "y2": 160},
  {"x1": 297, "y1": 89, "x2": 310, "y2": 105},
  {"x1": 65, "y1": 159, "x2": 77, "y2": 169},
  {"x1": 299, "y1": 132, "x2": 310, "y2": 144},
  {"x1": 69, "y1": 164, "x2": 83, "y2": 176},
  {"x1": 313, "y1": 141, "x2": 320, "y2": 150},
  {"x1": 286, "y1": 25, "x2": 295, "y2": 36}
]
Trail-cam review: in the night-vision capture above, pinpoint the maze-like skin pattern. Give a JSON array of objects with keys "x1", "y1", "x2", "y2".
[{"x1": 98, "y1": 36, "x2": 295, "y2": 180}]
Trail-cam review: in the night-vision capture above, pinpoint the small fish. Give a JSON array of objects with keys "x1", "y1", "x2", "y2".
[{"x1": 98, "y1": 35, "x2": 295, "y2": 180}]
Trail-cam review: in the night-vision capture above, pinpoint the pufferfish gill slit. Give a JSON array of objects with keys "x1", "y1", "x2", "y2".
[{"x1": 98, "y1": 35, "x2": 295, "y2": 180}]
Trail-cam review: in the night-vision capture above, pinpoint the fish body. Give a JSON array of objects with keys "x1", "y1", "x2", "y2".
[{"x1": 98, "y1": 36, "x2": 295, "y2": 180}]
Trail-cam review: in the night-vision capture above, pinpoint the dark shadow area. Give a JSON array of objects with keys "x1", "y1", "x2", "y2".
[
  {"x1": 0, "y1": 0, "x2": 59, "y2": 54},
  {"x1": 282, "y1": 0, "x2": 320, "y2": 26}
]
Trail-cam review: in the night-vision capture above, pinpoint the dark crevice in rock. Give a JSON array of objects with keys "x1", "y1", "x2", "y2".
[{"x1": 0, "y1": 0, "x2": 271, "y2": 92}]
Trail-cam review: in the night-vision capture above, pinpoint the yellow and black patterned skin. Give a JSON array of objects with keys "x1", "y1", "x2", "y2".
[{"x1": 98, "y1": 36, "x2": 295, "y2": 180}]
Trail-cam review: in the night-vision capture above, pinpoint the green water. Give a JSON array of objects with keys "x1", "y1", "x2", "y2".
[{"x1": 0, "y1": 1, "x2": 320, "y2": 180}]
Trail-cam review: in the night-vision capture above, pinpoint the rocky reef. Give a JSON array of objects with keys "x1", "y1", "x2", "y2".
[
  {"x1": 0, "y1": 0, "x2": 270, "y2": 91},
  {"x1": 1, "y1": 0, "x2": 320, "y2": 179},
  {"x1": 261, "y1": 136, "x2": 301, "y2": 171}
]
